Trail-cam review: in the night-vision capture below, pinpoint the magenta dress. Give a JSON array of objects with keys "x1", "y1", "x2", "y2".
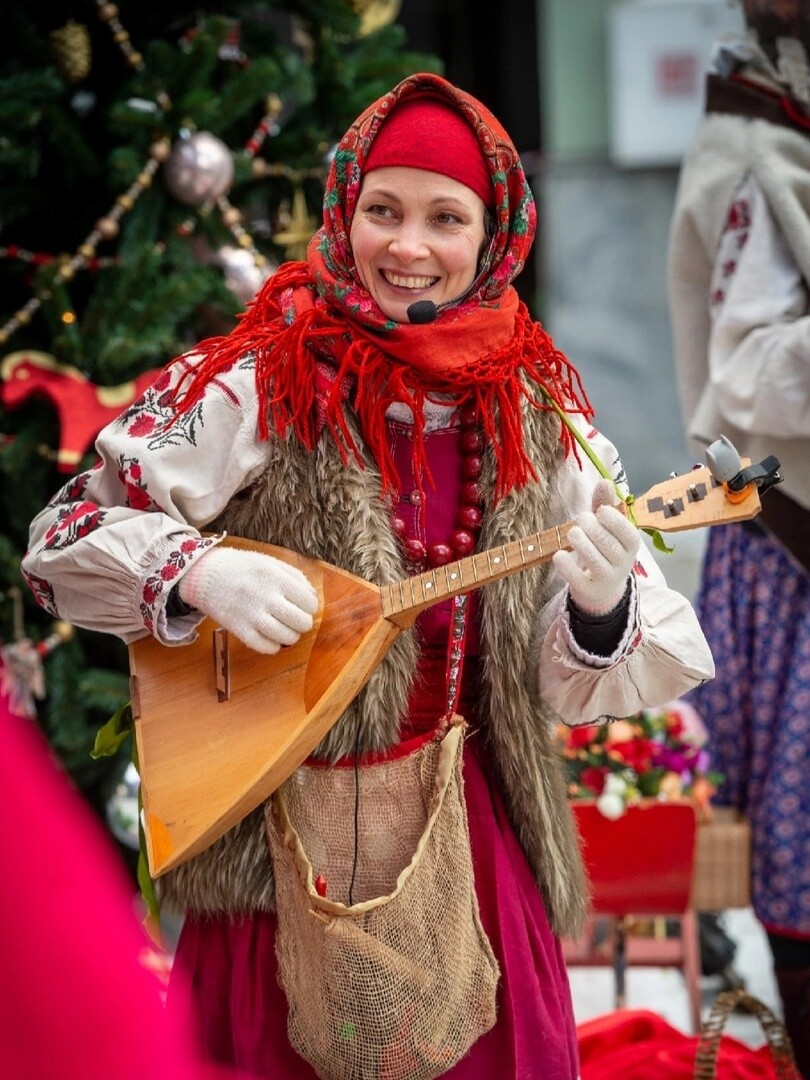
[{"x1": 168, "y1": 420, "x2": 580, "y2": 1079}]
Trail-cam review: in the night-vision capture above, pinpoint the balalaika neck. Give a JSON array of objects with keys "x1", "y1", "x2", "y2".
[{"x1": 381, "y1": 520, "x2": 577, "y2": 629}]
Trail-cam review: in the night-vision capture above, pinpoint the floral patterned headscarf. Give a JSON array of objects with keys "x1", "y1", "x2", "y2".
[
  {"x1": 311, "y1": 71, "x2": 536, "y2": 323},
  {"x1": 173, "y1": 73, "x2": 592, "y2": 500}
]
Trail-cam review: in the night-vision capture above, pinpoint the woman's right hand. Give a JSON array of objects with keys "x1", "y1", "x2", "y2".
[
  {"x1": 552, "y1": 479, "x2": 639, "y2": 616},
  {"x1": 178, "y1": 546, "x2": 318, "y2": 654}
]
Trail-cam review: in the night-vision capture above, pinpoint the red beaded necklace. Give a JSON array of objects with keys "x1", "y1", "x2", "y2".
[
  {"x1": 391, "y1": 402, "x2": 484, "y2": 571},
  {"x1": 389, "y1": 400, "x2": 483, "y2": 719}
]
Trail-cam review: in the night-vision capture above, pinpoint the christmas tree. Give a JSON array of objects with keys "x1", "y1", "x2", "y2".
[{"x1": 0, "y1": 0, "x2": 440, "y2": 844}]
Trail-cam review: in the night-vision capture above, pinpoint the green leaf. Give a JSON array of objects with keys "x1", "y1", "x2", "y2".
[
  {"x1": 540, "y1": 391, "x2": 675, "y2": 553},
  {"x1": 637, "y1": 768, "x2": 666, "y2": 796},
  {"x1": 642, "y1": 525, "x2": 674, "y2": 554},
  {"x1": 91, "y1": 701, "x2": 133, "y2": 759},
  {"x1": 137, "y1": 837, "x2": 162, "y2": 938}
]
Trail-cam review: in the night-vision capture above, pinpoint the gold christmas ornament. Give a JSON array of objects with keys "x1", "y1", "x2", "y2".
[
  {"x1": 50, "y1": 20, "x2": 93, "y2": 84},
  {"x1": 220, "y1": 205, "x2": 243, "y2": 228},
  {"x1": 266, "y1": 93, "x2": 284, "y2": 120},
  {"x1": 149, "y1": 138, "x2": 172, "y2": 163},
  {"x1": 273, "y1": 186, "x2": 317, "y2": 260},
  {"x1": 96, "y1": 217, "x2": 119, "y2": 240},
  {"x1": 351, "y1": 0, "x2": 402, "y2": 36},
  {"x1": 53, "y1": 620, "x2": 75, "y2": 643}
]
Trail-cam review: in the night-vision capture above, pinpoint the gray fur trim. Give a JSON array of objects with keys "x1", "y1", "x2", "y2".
[{"x1": 156, "y1": 806, "x2": 274, "y2": 915}]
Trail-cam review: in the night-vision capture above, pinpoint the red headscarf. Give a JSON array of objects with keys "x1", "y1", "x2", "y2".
[
  {"x1": 363, "y1": 96, "x2": 494, "y2": 207},
  {"x1": 171, "y1": 73, "x2": 592, "y2": 500}
]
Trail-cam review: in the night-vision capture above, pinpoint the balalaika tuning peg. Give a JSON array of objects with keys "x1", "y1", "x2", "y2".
[{"x1": 705, "y1": 435, "x2": 741, "y2": 483}]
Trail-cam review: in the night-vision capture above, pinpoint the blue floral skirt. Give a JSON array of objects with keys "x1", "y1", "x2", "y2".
[{"x1": 686, "y1": 522, "x2": 809, "y2": 936}]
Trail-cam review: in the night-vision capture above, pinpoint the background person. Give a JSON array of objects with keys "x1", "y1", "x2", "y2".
[
  {"x1": 668, "y1": 3, "x2": 810, "y2": 1073},
  {"x1": 0, "y1": 654, "x2": 244, "y2": 1080}
]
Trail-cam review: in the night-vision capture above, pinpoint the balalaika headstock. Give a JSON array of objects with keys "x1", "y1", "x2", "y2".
[{"x1": 632, "y1": 444, "x2": 782, "y2": 534}]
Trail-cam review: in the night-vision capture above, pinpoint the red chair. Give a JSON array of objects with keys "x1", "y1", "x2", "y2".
[{"x1": 563, "y1": 800, "x2": 702, "y2": 1032}]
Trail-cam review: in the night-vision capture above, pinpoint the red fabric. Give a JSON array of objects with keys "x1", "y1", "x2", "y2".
[
  {"x1": 389, "y1": 417, "x2": 482, "y2": 739},
  {"x1": 169, "y1": 740, "x2": 580, "y2": 1079},
  {"x1": 0, "y1": 657, "x2": 242, "y2": 1079},
  {"x1": 364, "y1": 96, "x2": 494, "y2": 206},
  {"x1": 572, "y1": 801, "x2": 697, "y2": 914},
  {"x1": 577, "y1": 1009, "x2": 786, "y2": 1080}
]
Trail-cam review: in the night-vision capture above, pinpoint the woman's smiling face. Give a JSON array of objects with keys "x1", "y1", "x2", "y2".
[{"x1": 349, "y1": 166, "x2": 488, "y2": 323}]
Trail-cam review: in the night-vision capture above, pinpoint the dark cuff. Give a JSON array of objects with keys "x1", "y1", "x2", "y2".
[
  {"x1": 166, "y1": 583, "x2": 196, "y2": 618},
  {"x1": 567, "y1": 578, "x2": 632, "y2": 658}
]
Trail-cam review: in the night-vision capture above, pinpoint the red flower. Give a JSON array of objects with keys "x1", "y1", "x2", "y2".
[
  {"x1": 610, "y1": 738, "x2": 653, "y2": 772},
  {"x1": 125, "y1": 484, "x2": 151, "y2": 510},
  {"x1": 665, "y1": 713, "x2": 685, "y2": 738},
  {"x1": 128, "y1": 415, "x2": 156, "y2": 437},
  {"x1": 567, "y1": 724, "x2": 600, "y2": 749},
  {"x1": 580, "y1": 767, "x2": 608, "y2": 795}
]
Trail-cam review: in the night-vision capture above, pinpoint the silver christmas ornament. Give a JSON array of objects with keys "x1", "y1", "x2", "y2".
[
  {"x1": 217, "y1": 245, "x2": 275, "y2": 305},
  {"x1": 106, "y1": 761, "x2": 141, "y2": 850},
  {"x1": 164, "y1": 131, "x2": 235, "y2": 206}
]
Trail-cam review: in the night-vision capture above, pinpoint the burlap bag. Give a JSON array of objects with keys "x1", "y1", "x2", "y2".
[{"x1": 264, "y1": 716, "x2": 500, "y2": 1080}]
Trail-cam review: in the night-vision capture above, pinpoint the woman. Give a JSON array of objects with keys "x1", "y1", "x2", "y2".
[
  {"x1": 23, "y1": 73, "x2": 713, "y2": 1079},
  {"x1": 668, "y1": 3, "x2": 810, "y2": 1072}
]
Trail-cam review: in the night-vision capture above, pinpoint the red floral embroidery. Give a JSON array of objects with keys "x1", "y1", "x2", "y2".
[
  {"x1": 47, "y1": 470, "x2": 93, "y2": 508},
  {"x1": 21, "y1": 571, "x2": 58, "y2": 616},
  {"x1": 139, "y1": 536, "x2": 217, "y2": 632},
  {"x1": 726, "y1": 198, "x2": 750, "y2": 231},
  {"x1": 118, "y1": 455, "x2": 159, "y2": 512},
  {"x1": 128, "y1": 414, "x2": 157, "y2": 438},
  {"x1": 43, "y1": 501, "x2": 105, "y2": 549}
]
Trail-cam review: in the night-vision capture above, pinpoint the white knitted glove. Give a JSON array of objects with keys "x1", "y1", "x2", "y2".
[
  {"x1": 178, "y1": 546, "x2": 318, "y2": 654},
  {"x1": 553, "y1": 479, "x2": 639, "y2": 616}
]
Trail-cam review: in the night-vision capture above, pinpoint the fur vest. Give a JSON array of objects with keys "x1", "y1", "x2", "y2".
[{"x1": 156, "y1": 389, "x2": 588, "y2": 939}]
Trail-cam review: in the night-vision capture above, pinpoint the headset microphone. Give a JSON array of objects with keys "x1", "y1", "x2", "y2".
[{"x1": 406, "y1": 300, "x2": 439, "y2": 324}]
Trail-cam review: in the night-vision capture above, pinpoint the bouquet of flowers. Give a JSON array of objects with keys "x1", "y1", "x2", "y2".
[{"x1": 557, "y1": 699, "x2": 723, "y2": 821}]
